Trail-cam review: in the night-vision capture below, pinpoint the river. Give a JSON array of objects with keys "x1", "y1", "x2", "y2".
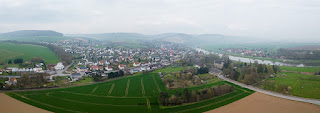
[{"x1": 195, "y1": 48, "x2": 306, "y2": 67}]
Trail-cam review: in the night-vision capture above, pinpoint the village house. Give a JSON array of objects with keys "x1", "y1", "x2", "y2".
[
  {"x1": 78, "y1": 67, "x2": 88, "y2": 72},
  {"x1": 5, "y1": 78, "x2": 17, "y2": 86},
  {"x1": 71, "y1": 73, "x2": 83, "y2": 82},
  {"x1": 0, "y1": 69, "x2": 2, "y2": 74},
  {"x1": 105, "y1": 66, "x2": 113, "y2": 71},
  {"x1": 98, "y1": 60, "x2": 104, "y2": 65},
  {"x1": 54, "y1": 62, "x2": 65, "y2": 70},
  {"x1": 133, "y1": 62, "x2": 140, "y2": 67},
  {"x1": 118, "y1": 64, "x2": 125, "y2": 70}
]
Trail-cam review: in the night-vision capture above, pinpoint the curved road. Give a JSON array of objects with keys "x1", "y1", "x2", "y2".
[{"x1": 217, "y1": 75, "x2": 320, "y2": 105}]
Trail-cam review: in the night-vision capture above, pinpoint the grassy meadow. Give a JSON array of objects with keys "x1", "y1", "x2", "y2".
[
  {"x1": 280, "y1": 66, "x2": 320, "y2": 73},
  {"x1": 0, "y1": 36, "x2": 72, "y2": 42},
  {"x1": 6, "y1": 67, "x2": 254, "y2": 113},
  {"x1": 0, "y1": 43, "x2": 59, "y2": 65},
  {"x1": 260, "y1": 72, "x2": 320, "y2": 99}
]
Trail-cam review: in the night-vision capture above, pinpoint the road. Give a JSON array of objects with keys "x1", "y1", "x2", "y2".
[
  {"x1": 217, "y1": 75, "x2": 320, "y2": 105},
  {"x1": 0, "y1": 76, "x2": 21, "y2": 78}
]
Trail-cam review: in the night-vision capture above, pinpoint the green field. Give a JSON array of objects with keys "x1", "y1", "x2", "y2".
[
  {"x1": 0, "y1": 43, "x2": 59, "y2": 65},
  {"x1": 0, "y1": 36, "x2": 72, "y2": 42},
  {"x1": 280, "y1": 66, "x2": 320, "y2": 73},
  {"x1": 260, "y1": 72, "x2": 320, "y2": 99},
  {"x1": 6, "y1": 67, "x2": 254, "y2": 113}
]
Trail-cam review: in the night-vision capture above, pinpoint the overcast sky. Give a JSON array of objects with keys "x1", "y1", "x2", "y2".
[{"x1": 0, "y1": 0, "x2": 319, "y2": 40}]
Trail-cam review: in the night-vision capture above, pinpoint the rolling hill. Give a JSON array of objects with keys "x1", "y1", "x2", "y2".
[{"x1": 0, "y1": 30, "x2": 71, "y2": 42}]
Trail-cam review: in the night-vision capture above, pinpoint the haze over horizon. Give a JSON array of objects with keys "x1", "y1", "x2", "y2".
[{"x1": 1, "y1": 0, "x2": 319, "y2": 41}]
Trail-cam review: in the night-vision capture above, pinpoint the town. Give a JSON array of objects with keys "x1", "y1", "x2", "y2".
[{"x1": 1, "y1": 39, "x2": 216, "y2": 89}]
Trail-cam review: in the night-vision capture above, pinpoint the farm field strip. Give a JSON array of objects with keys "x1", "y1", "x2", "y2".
[
  {"x1": 11, "y1": 93, "x2": 83, "y2": 113},
  {"x1": 141, "y1": 78, "x2": 145, "y2": 97},
  {"x1": 90, "y1": 86, "x2": 99, "y2": 94},
  {"x1": 125, "y1": 79, "x2": 131, "y2": 97},
  {"x1": 46, "y1": 92, "x2": 142, "y2": 107},
  {"x1": 152, "y1": 75, "x2": 161, "y2": 92},
  {"x1": 127, "y1": 77, "x2": 143, "y2": 97},
  {"x1": 172, "y1": 91, "x2": 247, "y2": 113},
  {"x1": 60, "y1": 91, "x2": 145, "y2": 99},
  {"x1": 108, "y1": 84, "x2": 115, "y2": 96}
]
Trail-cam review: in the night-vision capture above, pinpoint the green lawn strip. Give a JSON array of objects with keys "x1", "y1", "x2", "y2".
[
  {"x1": 47, "y1": 91, "x2": 146, "y2": 105},
  {"x1": 92, "y1": 83, "x2": 113, "y2": 96},
  {"x1": 17, "y1": 92, "x2": 148, "y2": 113},
  {"x1": 127, "y1": 76, "x2": 143, "y2": 97},
  {"x1": 110, "y1": 78, "x2": 128, "y2": 97},
  {"x1": 143, "y1": 74, "x2": 160, "y2": 97}
]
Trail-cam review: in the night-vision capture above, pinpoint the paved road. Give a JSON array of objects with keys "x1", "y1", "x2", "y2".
[
  {"x1": 0, "y1": 76, "x2": 21, "y2": 78},
  {"x1": 217, "y1": 75, "x2": 320, "y2": 105}
]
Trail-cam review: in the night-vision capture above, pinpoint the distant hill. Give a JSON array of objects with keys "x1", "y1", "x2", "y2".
[
  {"x1": 0, "y1": 30, "x2": 63, "y2": 37},
  {"x1": 66, "y1": 32, "x2": 228, "y2": 44},
  {"x1": 0, "y1": 30, "x2": 72, "y2": 42},
  {"x1": 67, "y1": 33, "x2": 153, "y2": 42}
]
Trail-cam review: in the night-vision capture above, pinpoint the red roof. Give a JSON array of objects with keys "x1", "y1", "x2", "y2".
[
  {"x1": 91, "y1": 65, "x2": 98, "y2": 68},
  {"x1": 119, "y1": 64, "x2": 124, "y2": 67},
  {"x1": 134, "y1": 62, "x2": 140, "y2": 64},
  {"x1": 11, "y1": 78, "x2": 16, "y2": 83}
]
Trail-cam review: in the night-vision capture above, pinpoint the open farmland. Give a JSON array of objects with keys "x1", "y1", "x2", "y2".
[
  {"x1": 260, "y1": 72, "x2": 320, "y2": 99},
  {"x1": 280, "y1": 66, "x2": 320, "y2": 73},
  {"x1": 6, "y1": 67, "x2": 254, "y2": 113},
  {"x1": 0, "y1": 43, "x2": 59, "y2": 65}
]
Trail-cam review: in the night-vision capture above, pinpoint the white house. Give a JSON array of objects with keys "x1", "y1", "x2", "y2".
[
  {"x1": 133, "y1": 62, "x2": 140, "y2": 67},
  {"x1": 54, "y1": 62, "x2": 64, "y2": 70},
  {"x1": 105, "y1": 66, "x2": 113, "y2": 71},
  {"x1": 118, "y1": 64, "x2": 124, "y2": 70}
]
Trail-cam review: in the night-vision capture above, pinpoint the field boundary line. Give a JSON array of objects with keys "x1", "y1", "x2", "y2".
[
  {"x1": 293, "y1": 79, "x2": 300, "y2": 88},
  {"x1": 141, "y1": 78, "x2": 145, "y2": 97},
  {"x1": 108, "y1": 84, "x2": 115, "y2": 96},
  {"x1": 146, "y1": 98, "x2": 151, "y2": 111},
  {"x1": 90, "y1": 86, "x2": 99, "y2": 94},
  {"x1": 171, "y1": 92, "x2": 246, "y2": 113},
  {"x1": 60, "y1": 91, "x2": 145, "y2": 98},
  {"x1": 152, "y1": 75, "x2": 161, "y2": 92},
  {"x1": 46, "y1": 92, "x2": 140, "y2": 107},
  {"x1": 12, "y1": 93, "x2": 85, "y2": 113},
  {"x1": 124, "y1": 79, "x2": 131, "y2": 97}
]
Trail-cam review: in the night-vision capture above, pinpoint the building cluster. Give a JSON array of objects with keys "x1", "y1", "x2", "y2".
[
  {"x1": 42, "y1": 39, "x2": 189, "y2": 81},
  {"x1": 219, "y1": 48, "x2": 268, "y2": 57}
]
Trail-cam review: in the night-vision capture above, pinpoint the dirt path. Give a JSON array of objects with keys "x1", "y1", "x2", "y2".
[
  {"x1": 0, "y1": 93, "x2": 52, "y2": 113},
  {"x1": 205, "y1": 92, "x2": 320, "y2": 113}
]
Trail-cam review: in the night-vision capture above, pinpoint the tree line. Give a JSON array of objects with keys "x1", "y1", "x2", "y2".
[
  {"x1": 159, "y1": 84, "x2": 234, "y2": 106},
  {"x1": 223, "y1": 58, "x2": 280, "y2": 85}
]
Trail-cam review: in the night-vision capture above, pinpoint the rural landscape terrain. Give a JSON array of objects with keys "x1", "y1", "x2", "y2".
[
  {"x1": 1, "y1": 0, "x2": 320, "y2": 113},
  {"x1": 0, "y1": 30, "x2": 319, "y2": 113}
]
